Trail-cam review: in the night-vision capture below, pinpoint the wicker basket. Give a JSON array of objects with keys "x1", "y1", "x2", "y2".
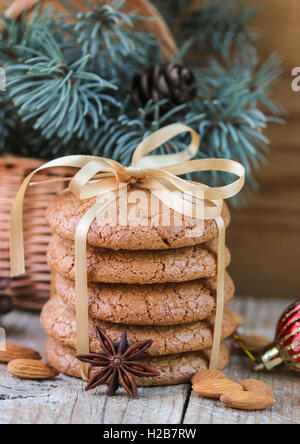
[
  {"x1": 0, "y1": 157, "x2": 75, "y2": 310},
  {"x1": 0, "y1": 0, "x2": 177, "y2": 311}
]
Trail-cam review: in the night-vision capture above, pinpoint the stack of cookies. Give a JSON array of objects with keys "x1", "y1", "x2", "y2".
[{"x1": 41, "y1": 188, "x2": 239, "y2": 386}]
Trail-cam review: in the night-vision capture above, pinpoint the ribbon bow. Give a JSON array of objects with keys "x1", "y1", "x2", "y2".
[{"x1": 10, "y1": 123, "x2": 245, "y2": 379}]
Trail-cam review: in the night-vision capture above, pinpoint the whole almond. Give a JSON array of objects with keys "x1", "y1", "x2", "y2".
[
  {"x1": 234, "y1": 335, "x2": 272, "y2": 353},
  {"x1": 8, "y1": 359, "x2": 59, "y2": 380},
  {"x1": 241, "y1": 379, "x2": 274, "y2": 400},
  {"x1": 191, "y1": 370, "x2": 227, "y2": 385},
  {"x1": 0, "y1": 343, "x2": 41, "y2": 363},
  {"x1": 220, "y1": 391, "x2": 275, "y2": 410},
  {"x1": 193, "y1": 379, "x2": 243, "y2": 398}
]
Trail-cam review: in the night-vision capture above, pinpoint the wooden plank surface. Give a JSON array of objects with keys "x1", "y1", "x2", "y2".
[
  {"x1": 184, "y1": 297, "x2": 300, "y2": 424},
  {"x1": 0, "y1": 296, "x2": 298, "y2": 424}
]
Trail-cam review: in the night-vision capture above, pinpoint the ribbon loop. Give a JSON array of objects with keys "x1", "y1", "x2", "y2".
[
  {"x1": 132, "y1": 123, "x2": 200, "y2": 169},
  {"x1": 9, "y1": 123, "x2": 245, "y2": 378}
]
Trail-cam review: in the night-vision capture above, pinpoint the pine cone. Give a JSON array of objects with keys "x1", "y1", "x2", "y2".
[{"x1": 132, "y1": 63, "x2": 197, "y2": 110}]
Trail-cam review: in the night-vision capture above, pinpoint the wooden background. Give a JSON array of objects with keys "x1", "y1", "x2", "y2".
[{"x1": 227, "y1": 0, "x2": 300, "y2": 299}]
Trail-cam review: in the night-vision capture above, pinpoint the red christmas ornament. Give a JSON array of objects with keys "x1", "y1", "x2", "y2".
[{"x1": 254, "y1": 300, "x2": 300, "y2": 373}]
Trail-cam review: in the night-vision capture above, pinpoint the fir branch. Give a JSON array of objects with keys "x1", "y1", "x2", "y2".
[
  {"x1": 6, "y1": 23, "x2": 120, "y2": 143},
  {"x1": 7, "y1": 119, "x2": 87, "y2": 159},
  {"x1": 0, "y1": 5, "x2": 61, "y2": 64},
  {"x1": 0, "y1": 0, "x2": 284, "y2": 197},
  {"x1": 70, "y1": 0, "x2": 160, "y2": 81},
  {"x1": 225, "y1": 53, "x2": 285, "y2": 115},
  {"x1": 88, "y1": 99, "x2": 188, "y2": 165},
  {"x1": 0, "y1": 13, "x2": 33, "y2": 64},
  {"x1": 182, "y1": 0, "x2": 259, "y2": 58},
  {"x1": 183, "y1": 56, "x2": 283, "y2": 188},
  {"x1": 75, "y1": 0, "x2": 135, "y2": 59},
  {"x1": 87, "y1": 53, "x2": 283, "y2": 191}
]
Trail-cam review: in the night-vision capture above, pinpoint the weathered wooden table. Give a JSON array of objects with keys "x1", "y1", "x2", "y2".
[{"x1": 0, "y1": 297, "x2": 298, "y2": 424}]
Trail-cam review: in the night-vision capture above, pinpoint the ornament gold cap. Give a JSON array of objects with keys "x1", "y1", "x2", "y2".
[{"x1": 254, "y1": 346, "x2": 283, "y2": 372}]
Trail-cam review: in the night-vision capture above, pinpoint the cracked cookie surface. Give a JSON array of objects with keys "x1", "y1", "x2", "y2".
[
  {"x1": 41, "y1": 295, "x2": 237, "y2": 357},
  {"x1": 45, "y1": 337, "x2": 230, "y2": 386},
  {"x1": 46, "y1": 189, "x2": 231, "y2": 250},
  {"x1": 55, "y1": 272, "x2": 235, "y2": 325},
  {"x1": 48, "y1": 236, "x2": 231, "y2": 284}
]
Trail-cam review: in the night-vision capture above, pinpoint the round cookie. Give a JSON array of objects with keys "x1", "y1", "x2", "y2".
[
  {"x1": 48, "y1": 236, "x2": 231, "y2": 284},
  {"x1": 41, "y1": 295, "x2": 237, "y2": 356},
  {"x1": 45, "y1": 337, "x2": 230, "y2": 386},
  {"x1": 46, "y1": 189, "x2": 231, "y2": 250},
  {"x1": 55, "y1": 272, "x2": 235, "y2": 325}
]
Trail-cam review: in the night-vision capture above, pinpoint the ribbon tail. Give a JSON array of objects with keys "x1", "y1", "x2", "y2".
[
  {"x1": 10, "y1": 172, "x2": 37, "y2": 276},
  {"x1": 74, "y1": 190, "x2": 126, "y2": 380},
  {"x1": 75, "y1": 214, "x2": 90, "y2": 381},
  {"x1": 209, "y1": 215, "x2": 226, "y2": 370},
  {"x1": 75, "y1": 200, "x2": 111, "y2": 380}
]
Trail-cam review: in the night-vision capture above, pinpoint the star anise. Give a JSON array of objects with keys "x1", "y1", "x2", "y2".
[{"x1": 77, "y1": 327, "x2": 160, "y2": 398}]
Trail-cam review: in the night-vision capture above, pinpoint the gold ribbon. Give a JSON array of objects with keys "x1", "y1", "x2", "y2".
[{"x1": 10, "y1": 123, "x2": 245, "y2": 379}]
